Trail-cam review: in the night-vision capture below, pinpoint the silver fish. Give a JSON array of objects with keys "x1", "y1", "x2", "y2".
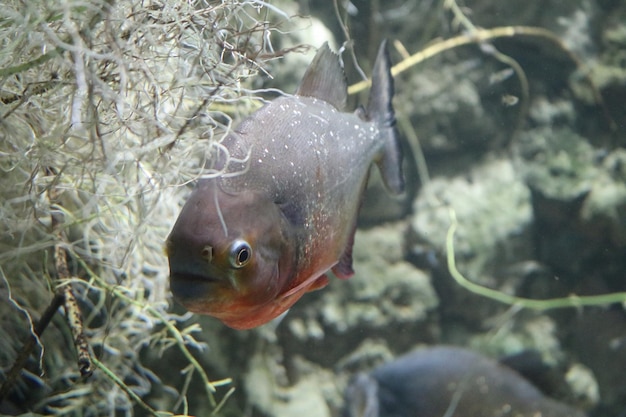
[
  {"x1": 166, "y1": 41, "x2": 404, "y2": 329},
  {"x1": 344, "y1": 346, "x2": 587, "y2": 417}
]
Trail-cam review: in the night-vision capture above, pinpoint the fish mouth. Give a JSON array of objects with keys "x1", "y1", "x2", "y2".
[
  {"x1": 169, "y1": 271, "x2": 221, "y2": 301},
  {"x1": 171, "y1": 271, "x2": 218, "y2": 283}
]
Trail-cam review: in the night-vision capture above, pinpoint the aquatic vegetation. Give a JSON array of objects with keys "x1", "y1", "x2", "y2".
[
  {"x1": 446, "y1": 208, "x2": 626, "y2": 310},
  {"x1": 2, "y1": 0, "x2": 625, "y2": 415},
  {"x1": 0, "y1": 0, "x2": 297, "y2": 415}
]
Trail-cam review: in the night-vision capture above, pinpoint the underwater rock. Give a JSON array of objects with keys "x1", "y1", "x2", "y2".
[
  {"x1": 244, "y1": 352, "x2": 335, "y2": 417},
  {"x1": 343, "y1": 346, "x2": 587, "y2": 417},
  {"x1": 260, "y1": 0, "x2": 336, "y2": 92},
  {"x1": 453, "y1": 0, "x2": 592, "y2": 31},
  {"x1": 407, "y1": 156, "x2": 533, "y2": 321},
  {"x1": 579, "y1": 148, "x2": 626, "y2": 248},
  {"x1": 570, "y1": 1, "x2": 626, "y2": 126},
  {"x1": 570, "y1": 308, "x2": 626, "y2": 415},
  {"x1": 275, "y1": 223, "x2": 439, "y2": 366},
  {"x1": 237, "y1": 223, "x2": 438, "y2": 416},
  {"x1": 515, "y1": 127, "x2": 626, "y2": 286},
  {"x1": 409, "y1": 156, "x2": 533, "y2": 280},
  {"x1": 517, "y1": 127, "x2": 597, "y2": 204},
  {"x1": 398, "y1": 62, "x2": 499, "y2": 155}
]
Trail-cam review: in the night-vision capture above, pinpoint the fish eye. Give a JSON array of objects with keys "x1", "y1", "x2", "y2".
[{"x1": 229, "y1": 240, "x2": 252, "y2": 268}]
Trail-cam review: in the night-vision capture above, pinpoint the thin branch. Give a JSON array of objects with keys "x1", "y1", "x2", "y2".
[
  {"x1": 446, "y1": 208, "x2": 626, "y2": 310},
  {"x1": 443, "y1": 0, "x2": 529, "y2": 138},
  {"x1": 91, "y1": 357, "x2": 163, "y2": 417},
  {"x1": 47, "y1": 167, "x2": 94, "y2": 377},
  {"x1": 0, "y1": 294, "x2": 64, "y2": 401},
  {"x1": 348, "y1": 25, "x2": 606, "y2": 105}
]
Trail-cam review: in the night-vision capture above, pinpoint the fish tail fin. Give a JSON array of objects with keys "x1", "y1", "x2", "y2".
[{"x1": 367, "y1": 40, "x2": 405, "y2": 195}]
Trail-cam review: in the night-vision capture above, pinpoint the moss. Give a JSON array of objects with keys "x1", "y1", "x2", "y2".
[{"x1": 0, "y1": 1, "x2": 297, "y2": 415}]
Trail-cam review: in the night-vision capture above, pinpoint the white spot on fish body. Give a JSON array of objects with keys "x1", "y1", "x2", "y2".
[{"x1": 311, "y1": 113, "x2": 328, "y2": 125}]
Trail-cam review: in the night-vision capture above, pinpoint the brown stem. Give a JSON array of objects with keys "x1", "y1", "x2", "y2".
[{"x1": 0, "y1": 294, "x2": 63, "y2": 401}]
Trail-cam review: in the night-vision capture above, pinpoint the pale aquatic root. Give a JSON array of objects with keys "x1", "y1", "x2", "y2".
[
  {"x1": 0, "y1": 0, "x2": 295, "y2": 414},
  {"x1": 446, "y1": 208, "x2": 626, "y2": 310}
]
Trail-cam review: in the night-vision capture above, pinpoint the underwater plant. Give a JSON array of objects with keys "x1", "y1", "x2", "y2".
[
  {"x1": 0, "y1": 0, "x2": 299, "y2": 415},
  {"x1": 2, "y1": 0, "x2": 624, "y2": 415}
]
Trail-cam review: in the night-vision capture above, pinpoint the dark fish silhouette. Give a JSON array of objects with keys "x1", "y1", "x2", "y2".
[
  {"x1": 166, "y1": 42, "x2": 404, "y2": 329},
  {"x1": 344, "y1": 346, "x2": 586, "y2": 417}
]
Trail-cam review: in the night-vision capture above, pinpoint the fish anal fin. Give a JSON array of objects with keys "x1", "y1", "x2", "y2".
[
  {"x1": 332, "y1": 255, "x2": 355, "y2": 279},
  {"x1": 307, "y1": 274, "x2": 330, "y2": 292},
  {"x1": 332, "y1": 222, "x2": 357, "y2": 280},
  {"x1": 296, "y1": 42, "x2": 348, "y2": 110}
]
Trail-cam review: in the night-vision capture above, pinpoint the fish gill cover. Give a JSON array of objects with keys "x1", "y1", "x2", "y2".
[{"x1": 0, "y1": 0, "x2": 303, "y2": 415}]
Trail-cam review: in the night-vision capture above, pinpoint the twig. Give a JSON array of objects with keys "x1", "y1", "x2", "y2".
[
  {"x1": 348, "y1": 25, "x2": 607, "y2": 109},
  {"x1": 0, "y1": 0, "x2": 112, "y2": 78},
  {"x1": 0, "y1": 47, "x2": 65, "y2": 78},
  {"x1": 443, "y1": 0, "x2": 529, "y2": 138},
  {"x1": 46, "y1": 168, "x2": 94, "y2": 378},
  {"x1": 211, "y1": 386, "x2": 236, "y2": 416},
  {"x1": 0, "y1": 167, "x2": 95, "y2": 401},
  {"x1": 333, "y1": 0, "x2": 368, "y2": 81},
  {"x1": 446, "y1": 208, "x2": 626, "y2": 309},
  {"x1": 91, "y1": 357, "x2": 163, "y2": 417},
  {"x1": 71, "y1": 254, "x2": 233, "y2": 409},
  {"x1": 57, "y1": 281, "x2": 93, "y2": 377},
  {"x1": 0, "y1": 294, "x2": 64, "y2": 401}
]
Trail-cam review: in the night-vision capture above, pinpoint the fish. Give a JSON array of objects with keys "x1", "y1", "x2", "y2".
[
  {"x1": 343, "y1": 346, "x2": 587, "y2": 417},
  {"x1": 165, "y1": 41, "x2": 404, "y2": 330}
]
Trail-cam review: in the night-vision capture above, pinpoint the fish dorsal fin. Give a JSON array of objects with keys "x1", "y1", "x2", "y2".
[{"x1": 296, "y1": 42, "x2": 347, "y2": 110}]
